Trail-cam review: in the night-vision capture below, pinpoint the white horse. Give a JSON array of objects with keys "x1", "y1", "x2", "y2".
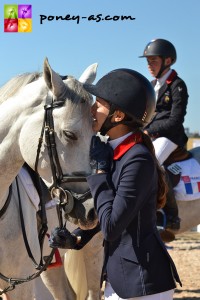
[{"x1": 0, "y1": 58, "x2": 100, "y2": 300}]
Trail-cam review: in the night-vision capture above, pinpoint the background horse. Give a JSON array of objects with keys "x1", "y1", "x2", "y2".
[
  {"x1": 170, "y1": 147, "x2": 200, "y2": 235},
  {"x1": 0, "y1": 58, "x2": 99, "y2": 300}
]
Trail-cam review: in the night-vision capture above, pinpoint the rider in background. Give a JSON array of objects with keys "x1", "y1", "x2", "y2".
[{"x1": 139, "y1": 38, "x2": 189, "y2": 230}]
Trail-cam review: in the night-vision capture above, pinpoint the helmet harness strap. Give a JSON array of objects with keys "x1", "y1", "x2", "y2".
[
  {"x1": 156, "y1": 57, "x2": 172, "y2": 79},
  {"x1": 99, "y1": 104, "x2": 119, "y2": 135},
  {"x1": 99, "y1": 104, "x2": 144, "y2": 135}
]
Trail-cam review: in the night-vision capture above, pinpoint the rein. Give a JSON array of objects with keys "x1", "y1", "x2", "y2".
[
  {"x1": 0, "y1": 186, "x2": 12, "y2": 219},
  {"x1": 0, "y1": 179, "x2": 55, "y2": 295},
  {"x1": 0, "y1": 251, "x2": 54, "y2": 295},
  {"x1": 16, "y1": 177, "x2": 49, "y2": 269}
]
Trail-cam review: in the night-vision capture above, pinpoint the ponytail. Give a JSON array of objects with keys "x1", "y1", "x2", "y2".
[
  {"x1": 116, "y1": 113, "x2": 168, "y2": 209},
  {"x1": 140, "y1": 130, "x2": 168, "y2": 209}
]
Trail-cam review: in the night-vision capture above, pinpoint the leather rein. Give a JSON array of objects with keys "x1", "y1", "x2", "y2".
[{"x1": 0, "y1": 83, "x2": 91, "y2": 295}]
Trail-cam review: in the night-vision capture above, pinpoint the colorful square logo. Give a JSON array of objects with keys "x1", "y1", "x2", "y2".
[{"x1": 4, "y1": 4, "x2": 32, "y2": 32}]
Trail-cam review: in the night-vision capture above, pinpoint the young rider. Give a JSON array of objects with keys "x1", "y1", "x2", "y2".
[
  {"x1": 49, "y1": 68, "x2": 182, "y2": 300},
  {"x1": 139, "y1": 38, "x2": 189, "y2": 230}
]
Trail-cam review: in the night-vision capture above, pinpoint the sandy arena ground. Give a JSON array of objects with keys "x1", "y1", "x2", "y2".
[{"x1": 167, "y1": 231, "x2": 200, "y2": 300}]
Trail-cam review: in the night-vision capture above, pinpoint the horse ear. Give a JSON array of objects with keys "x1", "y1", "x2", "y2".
[
  {"x1": 43, "y1": 57, "x2": 66, "y2": 97},
  {"x1": 79, "y1": 63, "x2": 98, "y2": 84}
]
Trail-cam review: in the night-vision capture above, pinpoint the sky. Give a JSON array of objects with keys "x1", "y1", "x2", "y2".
[{"x1": 0, "y1": 0, "x2": 200, "y2": 133}]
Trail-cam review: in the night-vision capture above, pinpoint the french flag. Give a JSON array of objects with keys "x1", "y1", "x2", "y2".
[{"x1": 181, "y1": 176, "x2": 200, "y2": 194}]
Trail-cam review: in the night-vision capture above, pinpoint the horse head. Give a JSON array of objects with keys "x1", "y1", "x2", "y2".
[{"x1": 19, "y1": 58, "x2": 98, "y2": 229}]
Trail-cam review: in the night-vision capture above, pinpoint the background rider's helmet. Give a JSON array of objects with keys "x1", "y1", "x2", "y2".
[
  {"x1": 83, "y1": 69, "x2": 156, "y2": 129},
  {"x1": 139, "y1": 38, "x2": 177, "y2": 65}
]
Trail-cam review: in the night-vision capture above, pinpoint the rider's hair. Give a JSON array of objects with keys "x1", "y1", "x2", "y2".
[
  {"x1": 115, "y1": 110, "x2": 168, "y2": 209},
  {"x1": 140, "y1": 131, "x2": 168, "y2": 209}
]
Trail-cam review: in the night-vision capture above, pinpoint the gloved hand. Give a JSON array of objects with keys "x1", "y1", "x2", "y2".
[
  {"x1": 90, "y1": 135, "x2": 113, "y2": 173},
  {"x1": 49, "y1": 227, "x2": 77, "y2": 249}
]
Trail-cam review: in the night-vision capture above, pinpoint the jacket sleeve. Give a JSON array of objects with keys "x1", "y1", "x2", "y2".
[
  {"x1": 72, "y1": 224, "x2": 101, "y2": 250},
  {"x1": 146, "y1": 79, "x2": 188, "y2": 136},
  {"x1": 87, "y1": 152, "x2": 156, "y2": 242}
]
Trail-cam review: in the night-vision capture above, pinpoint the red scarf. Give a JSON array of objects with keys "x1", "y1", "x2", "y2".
[{"x1": 113, "y1": 132, "x2": 142, "y2": 160}]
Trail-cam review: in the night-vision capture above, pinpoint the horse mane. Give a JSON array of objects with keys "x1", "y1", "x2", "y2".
[
  {"x1": 0, "y1": 72, "x2": 92, "y2": 121},
  {"x1": 0, "y1": 72, "x2": 41, "y2": 104}
]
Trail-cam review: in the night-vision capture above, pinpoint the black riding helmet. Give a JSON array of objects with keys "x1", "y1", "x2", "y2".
[
  {"x1": 139, "y1": 39, "x2": 177, "y2": 78},
  {"x1": 83, "y1": 69, "x2": 156, "y2": 135}
]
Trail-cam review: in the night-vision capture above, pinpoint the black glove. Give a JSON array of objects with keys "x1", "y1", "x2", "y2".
[
  {"x1": 90, "y1": 135, "x2": 113, "y2": 173},
  {"x1": 49, "y1": 227, "x2": 77, "y2": 249}
]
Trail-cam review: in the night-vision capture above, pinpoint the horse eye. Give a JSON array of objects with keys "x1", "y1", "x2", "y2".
[{"x1": 63, "y1": 131, "x2": 78, "y2": 141}]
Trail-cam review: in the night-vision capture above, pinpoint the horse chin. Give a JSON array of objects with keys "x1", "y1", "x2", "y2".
[
  {"x1": 78, "y1": 219, "x2": 99, "y2": 230},
  {"x1": 65, "y1": 214, "x2": 98, "y2": 230}
]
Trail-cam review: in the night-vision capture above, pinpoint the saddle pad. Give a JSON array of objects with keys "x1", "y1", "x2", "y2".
[
  {"x1": 17, "y1": 167, "x2": 40, "y2": 210},
  {"x1": 172, "y1": 157, "x2": 200, "y2": 201}
]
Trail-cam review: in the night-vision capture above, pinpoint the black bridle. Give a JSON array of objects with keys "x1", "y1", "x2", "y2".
[
  {"x1": 0, "y1": 83, "x2": 92, "y2": 295},
  {"x1": 35, "y1": 90, "x2": 90, "y2": 226},
  {"x1": 0, "y1": 186, "x2": 12, "y2": 219}
]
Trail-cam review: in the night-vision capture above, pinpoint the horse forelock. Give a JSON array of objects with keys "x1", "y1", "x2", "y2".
[
  {"x1": 0, "y1": 72, "x2": 41, "y2": 104},
  {"x1": 64, "y1": 77, "x2": 92, "y2": 112}
]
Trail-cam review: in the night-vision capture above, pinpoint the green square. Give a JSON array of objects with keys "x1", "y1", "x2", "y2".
[{"x1": 4, "y1": 4, "x2": 18, "y2": 19}]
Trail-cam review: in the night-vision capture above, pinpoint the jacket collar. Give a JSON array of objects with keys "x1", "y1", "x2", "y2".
[
  {"x1": 152, "y1": 69, "x2": 177, "y2": 87},
  {"x1": 113, "y1": 132, "x2": 142, "y2": 160},
  {"x1": 166, "y1": 69, "x2": 177, "y2": 84},
  {"x1": 157, "y1": 69, "x2": 172, "y2": 87},
  {"x1": 156, "y1": 69, "x2": 178, "y2": 99}
]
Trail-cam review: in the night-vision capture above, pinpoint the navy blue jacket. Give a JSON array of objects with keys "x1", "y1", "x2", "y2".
[
  {"x1": 86, "y1": 136, "x2": 181, "y2": 298},
  {"x1": 144, "y1": 70, "x2": 188, "y2": 147}
]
